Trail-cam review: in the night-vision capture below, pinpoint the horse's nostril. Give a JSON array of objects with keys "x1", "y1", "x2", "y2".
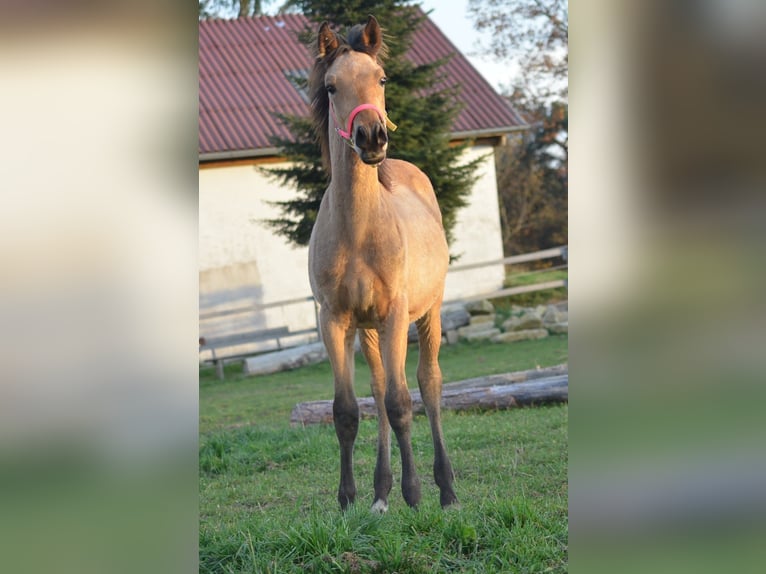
[
  {"x1": 357, "y1": 123, "x2": 387, "y2": 149},
  {"x1": 371, "y1": 122, "x2": 388, "y2": 146},
  {"x1": 355, "y1": 125, "x2": 369, "y2": 147}
]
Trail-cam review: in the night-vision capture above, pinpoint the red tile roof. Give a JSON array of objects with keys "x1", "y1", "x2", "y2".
[{"x1": 199, "y1": 13, "x2": 527, "y2": 158}]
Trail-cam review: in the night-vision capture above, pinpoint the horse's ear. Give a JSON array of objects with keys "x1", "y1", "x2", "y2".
[
  {"x1": 317, "y1": 22, "x2": 339, "y2": 58},
  {"x1": 361, "y1": 15, "x2": 382, "y2": 56}
]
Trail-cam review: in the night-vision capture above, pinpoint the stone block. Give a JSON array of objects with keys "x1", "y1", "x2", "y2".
[
  {"x1": 503, "y1": 310, "x2": 543, "y2": 331},
  {"x1": 491, "y1": 329, "x2": 549, "y2": 343},
  {"x1": 465, "y1": 299, "x2": 495, "y2": 315},
  {"x1": 502, "y1": 316, "x2": 522, "y2": 331},
  {"x1": 441, "y1": 304, "x2": 471, "y2": 331},
  {"x1": 469, "y1": 313, "x2": 496, "y2": 326},
  {"x1": 458, "y1": 324, "x2": 488, "y2": 337},
  {"x1": 543, "y1": 306, "x2": 568, "y2": 325},
  {"x1": 517, "y1": 310, "x2": 544, "y2": 330},
  {"x1": 547, "y1": 322, "x2": 568, "y2": 334},
  {"x1": 460, "y1": 327, "x2": 501, "y2": 342}
]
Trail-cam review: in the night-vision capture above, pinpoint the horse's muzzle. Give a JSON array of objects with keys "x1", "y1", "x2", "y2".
[
  {"x1": 360, "y1": 151, "x2": 386, "y2": 165},
  {"x1": 355, "y1": 122, "x2": 388, "y2": 165}
]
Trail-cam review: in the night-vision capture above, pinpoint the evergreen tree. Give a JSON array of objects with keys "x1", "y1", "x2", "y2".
[{"x1": 264, "y1": 0, "x2": 482, "y2": 247}]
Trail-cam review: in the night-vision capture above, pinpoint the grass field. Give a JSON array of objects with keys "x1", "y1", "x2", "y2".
[{"x1": 200, "y1": 336, "x2": 568, "y2": 573}]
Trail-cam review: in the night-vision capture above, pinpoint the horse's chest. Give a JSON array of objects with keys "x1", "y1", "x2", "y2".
[
  {"x1": 339, "y1": 270, "x2": 376, "y2": 312},
  {"x1": 312, "y1": 229, "x2": 403, "y2": 322},
  {"x1": 321, "y1": 258, "x2": 395, "y2": 322}
]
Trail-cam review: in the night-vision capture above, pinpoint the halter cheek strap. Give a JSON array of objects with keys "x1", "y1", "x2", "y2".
[{"x1": 330, "y1": 101, "x2": 398, "y2": 144}]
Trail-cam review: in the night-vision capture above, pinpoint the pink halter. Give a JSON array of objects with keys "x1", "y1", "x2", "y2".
[{"x1": 330, "y1": 101, "x2": 398, "y2": 144}]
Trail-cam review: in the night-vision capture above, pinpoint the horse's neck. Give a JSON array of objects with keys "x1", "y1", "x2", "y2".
[{"x1": 328, "y1": 144, "x2": 383, "y2": 243}]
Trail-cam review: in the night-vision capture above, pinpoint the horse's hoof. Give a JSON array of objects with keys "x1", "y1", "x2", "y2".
[
  {"x1": 371, "y1": 499, "x2": 388, "y2": 514},
  {"x1": 402, "y1": 478, "x2": 422, "y2": 508},
  {"x1": 441, "y1": 491, "x2": 460, "y2": 509},
  {"x1": 338, "y1": 491, "x2": 356, "y2": 511}
]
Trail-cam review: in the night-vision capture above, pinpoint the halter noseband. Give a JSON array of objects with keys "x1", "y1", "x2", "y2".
[{"x1": 330, "y1": 101, "x2": 398, "y2": 145}]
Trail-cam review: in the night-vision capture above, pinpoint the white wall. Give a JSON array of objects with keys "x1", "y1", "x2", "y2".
[
  {"x1": 199, "y1": 146, "x2": 505, "y2": 338},
  {"x1": 199, "y1": 163, "x2": 314, "y2": 339},
  {"x1": 443, "y1": 144, "x2": 506, "y2": 302}
]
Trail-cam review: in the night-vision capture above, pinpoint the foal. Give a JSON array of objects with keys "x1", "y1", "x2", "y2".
[{"x1": 307, "y1": 16, "x2": 458, "y2": 512}]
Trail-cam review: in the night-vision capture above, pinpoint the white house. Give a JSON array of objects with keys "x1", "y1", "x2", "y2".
[{"x1": 199, "y1": 13, "x2": 527, "y2": 344}]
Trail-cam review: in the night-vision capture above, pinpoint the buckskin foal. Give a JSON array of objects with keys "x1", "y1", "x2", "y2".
[{"x1": 307, "y1": 16, "x2": 458, "y2": 512}]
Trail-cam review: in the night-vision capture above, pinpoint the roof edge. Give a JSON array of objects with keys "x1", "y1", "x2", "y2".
[
  {"x1": 199, "y1": 147, "x2": 283, "y2": 162},
  {"x1": 450, "y1": 125, "x2": 530, "y2": 140},
  {"x1": 199, "y1": 125, "x2": 531, "y2": 162}
]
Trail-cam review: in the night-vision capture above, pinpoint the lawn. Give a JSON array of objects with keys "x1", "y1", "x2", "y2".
[{"x1": 200, "y1": 335, "x2": 568, "y2": 573}]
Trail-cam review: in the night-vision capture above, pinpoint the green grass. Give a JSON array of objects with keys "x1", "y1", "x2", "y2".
[{"x1": 200, "y1": 336, "x2": 568, "y2": 573}]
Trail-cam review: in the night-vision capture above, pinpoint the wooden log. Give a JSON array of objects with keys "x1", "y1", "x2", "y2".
[
  {"x1": 433, "y1": 364, "x2": 567, "y2": 392},
  {"x1": 290, "y1": 365, "x2": 568, "y2": 426}
]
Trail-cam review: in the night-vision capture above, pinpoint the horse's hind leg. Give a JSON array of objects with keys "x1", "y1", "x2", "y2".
[
  {"x1": 320, "y1": 308, "x2": 359, "y2": 510},
  {"x1": 416, "y1": 304, "x2": 458, "y2": 508},
  {"x1": 360, "y1": 328, "x2": 393, "y2": 512}
]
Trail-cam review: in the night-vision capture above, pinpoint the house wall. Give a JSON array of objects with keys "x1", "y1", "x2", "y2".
[
  {"x1": 442, "y1": 145, "x2": 506, "y2": 302},
  {"x1": 199, "y1": 144, "x2": 504, "y2": 340}
]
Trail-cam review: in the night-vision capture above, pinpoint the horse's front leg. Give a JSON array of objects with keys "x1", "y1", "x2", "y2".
[
  {"x1": 381, "y1": 298, "x2": 421, "y2": 508},
  {"x1": 360, "y1": 328, "x2": 392, "y2": 512},
  {"x1": 320, "y1": 308, "x2": 358, "y2": 510}
]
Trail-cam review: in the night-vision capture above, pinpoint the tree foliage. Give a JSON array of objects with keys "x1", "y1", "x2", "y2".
[
  {"x1": 264, "y1": 0, "x2": 482, "y2": 247},
  {"x1": 497, "y1": 102, "x2": 567, "y2": 256},
  {"x1": 469, "y1": 0, "x2": 568, "y2": 257},
  {"x1": 468, "y1": 0, "x2": 567, "y2": 109}
]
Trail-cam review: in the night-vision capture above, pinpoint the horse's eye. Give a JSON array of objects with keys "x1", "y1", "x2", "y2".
[
  {"x1": 326, "y1": 84, "x2": 336, "y2": 95},
  {"x1": 380, "y1": 77, "x2": 387, "y2": 86}
]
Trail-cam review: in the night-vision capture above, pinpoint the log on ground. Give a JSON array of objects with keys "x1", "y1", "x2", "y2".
[{"x1": 290, "y1": 367, "x2": 568, "y2": 426}]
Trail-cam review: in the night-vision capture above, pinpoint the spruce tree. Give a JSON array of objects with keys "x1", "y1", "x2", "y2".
[{"x1": 265, "y1": 0, "x2": 482, "y2": 248}]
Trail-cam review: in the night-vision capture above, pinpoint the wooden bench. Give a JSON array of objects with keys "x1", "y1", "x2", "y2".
[{"x1": 199, "y1": 326, "x2": 290, "y2": 380}]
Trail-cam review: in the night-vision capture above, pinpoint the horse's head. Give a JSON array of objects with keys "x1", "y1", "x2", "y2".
[{"x1": 316, "y1": 16, "x2": 391, "y2": 166}]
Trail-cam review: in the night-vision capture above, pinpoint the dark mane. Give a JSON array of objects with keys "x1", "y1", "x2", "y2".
[
  {"x1": 309, "y1": 24, "x2": 387, "y2": 175},
  {"x1": 309, "y1": 41, "x2": 351, "y2": 176}
]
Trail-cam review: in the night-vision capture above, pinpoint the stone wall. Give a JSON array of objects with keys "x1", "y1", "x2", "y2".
[
  {"x1": 404, "y1": 300, "x2": 568, "y2": 345},
  {"x1": 451, "y1": 300, "x2": 568, "y2": 344}
]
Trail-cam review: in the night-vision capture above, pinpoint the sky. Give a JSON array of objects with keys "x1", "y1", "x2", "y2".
[
  {"x1": 417, "y1": 0, "x2": 517, "y2": 93},
  {"x1": 255, "y1": 0, "x2": 518, "y2": 94}
]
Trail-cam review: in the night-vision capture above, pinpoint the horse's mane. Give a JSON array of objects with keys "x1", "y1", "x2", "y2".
[{"x1": 309, "y1": 23, "x2": 388, "y2": 176}]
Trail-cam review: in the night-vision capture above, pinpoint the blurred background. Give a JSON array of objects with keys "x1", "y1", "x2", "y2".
[
  {"x1": 0, "y1": 2, "x2": 199, "y2": 573},
  {"x1": 1, "y1": 0, "x2": 764, "y2": 572},
  {"x1": 569, "y1": 0, "x2": 766, "y2": 572}
]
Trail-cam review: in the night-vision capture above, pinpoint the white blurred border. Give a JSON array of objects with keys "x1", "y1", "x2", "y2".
[{"x1": 0, "y1": 7, "x2": 198, "y2": 574}]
